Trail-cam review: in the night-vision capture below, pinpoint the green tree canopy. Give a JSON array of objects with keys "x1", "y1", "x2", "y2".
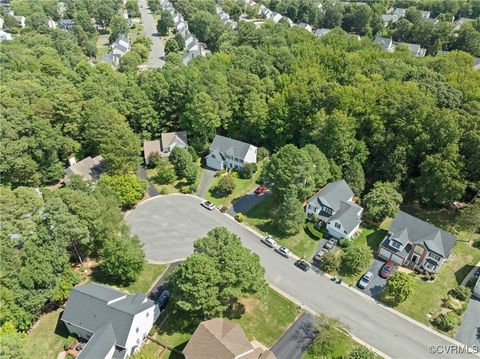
[{"x1": 363, "y1": 182, "x2": 403, "y2": 223}]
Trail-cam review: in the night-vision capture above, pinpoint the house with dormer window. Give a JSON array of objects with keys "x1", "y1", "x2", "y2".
[
  {"x1": 378, "y1": 211, "x2": 457, "y2": 273},
  {"x1": 205, "y1": 135, "x2": 257, "y2": 171},
  {"x1": 306, "y1": 180, "x2": 363, "y2": 239}
]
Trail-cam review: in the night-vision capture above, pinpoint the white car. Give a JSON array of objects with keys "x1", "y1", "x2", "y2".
[
  {"x1": 357, "y1": 272, "x2": 374, "y2": 289},
  {"x1": 261, "y1": 235, "x2": 277, "y2": 248},
  {"x1": 201, "y1": 200, "x2": 215, "y2": 210},
  {"x1": 275, "y1": 246, "x2": 291, "y2": 258},
  {"x1": 313, "y1": 249, "x2": 328, "y2": 262}
]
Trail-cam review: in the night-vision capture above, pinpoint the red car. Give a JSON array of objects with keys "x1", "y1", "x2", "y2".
[
  {"x1": 254, "y1": 186, "x2": 266, "y2": 195},
  {"x1": 380, "y1": 261, "x2": 396, "y2": 278}
]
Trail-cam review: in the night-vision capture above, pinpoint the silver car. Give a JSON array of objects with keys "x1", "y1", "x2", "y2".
[
  {"x1": 324, "y1": 238, "x2": 336, "y2": 250},
  {"x1": 261, "y1": 235, "x2": 277, "y2": 248},
  {"x1": 357, "y1": 272, "x2": 374, "y2": 289},
  {"x1": 201, "y1": 200, "x2": 215, "y2": 210},
  {"x1": 275, "y1": 246, "x2": 292, "y2": 258},
  {"x1": 313, "y1": 249, "x2": 328, "y2": 261}
]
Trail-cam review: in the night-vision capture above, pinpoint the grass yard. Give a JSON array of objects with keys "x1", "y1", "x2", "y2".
[
  {"x1": 204, "y1": 162, "x2": 265, "y2": 207},
  {"x1": 25, "y1": 309, "x2": 76, "y2": 359},
  {"x1": 301, "y1": 329, "x2": 358, "y2": 359},
  {"x1": 138, "y1": 287, "x2": 300, "y2": 358},
  {"x1": 393, "y1": 240, "x2": 480, "y2": 330},
  {"x1": 244, "y1": 195, "x2": 318, "y2": 258},
  {"x1": 121, "y1": 263, "x2": 168, "y2": 294},
  {"x1": 147, "y1": 160, "x2": 203, "y2": 195}
]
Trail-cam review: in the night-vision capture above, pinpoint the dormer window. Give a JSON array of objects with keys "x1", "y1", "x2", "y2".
[
  {"x1": 335, "y1": 223, "x2": 341, "y2": 229},
  {"x1": 390, "y1": 240, "x2": 402, "y2": 250},
  {"x1": 429, "y1": 252, "x2": 441, "y2": 262}
]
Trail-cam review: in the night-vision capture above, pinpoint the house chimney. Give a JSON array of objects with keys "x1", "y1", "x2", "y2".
[{"x1": 68, "y1": 155, "x2": 77, "y2": 166}]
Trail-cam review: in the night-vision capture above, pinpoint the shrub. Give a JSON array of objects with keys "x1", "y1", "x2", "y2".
[
  {"x1": 215, "y1": 169, "x2": 227, "y2": 177},
  {"x1": 158, "y1": 187, "x2": 169, "y2": 195},
  {"x1": 432, "y1": 312, "x2": 459, "y2": 332},
  {"x1": 147, "y1": 152, "x2": 162, "y2": 168},
  {"x1": 239, "y1": 163, "x2": 258, "y2": 179},
  {"x1": 235, "y1": 213, "x2": 244, "y2": 222},
  {"x1": 349, "y1": 346, "x2": 377, "y2": 359},
  {"x1": 453, "y1": 302, "x2": 468, "y2": 316},
  {"x1": 451, "y1": 285, "x2": 472, "y2": 301},
  {"x1": 339, "y1": 238, "x2": 352, "y2": 249},
  {"x1": 214, "y1": 175, "x2": 236, "y2": 197},
  {"x1": 154, "y1": 166, "x2": 177, "y2": 185},
  {"x1": 180, "y1": 184, "x2": 196, "y2": 194},
  {"x1": 257, "y1": 147, "x2": 269, "y2": 161},
  {"x1": 341, "y1": 245, "x2": 373, "y2": 275},
  {"x1": 320, "y1": 251, "x2": 340, "y2": 273},
  {"x1": 187, "y1": 146, "x2": 199, "y2": 161}
]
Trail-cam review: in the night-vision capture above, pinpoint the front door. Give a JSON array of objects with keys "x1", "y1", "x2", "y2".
[{"x1": 411, "y1": 255, "x2": 418, "y2": 263}]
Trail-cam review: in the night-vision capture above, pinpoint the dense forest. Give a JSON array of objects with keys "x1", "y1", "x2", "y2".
[{"x1": 1, "y1": 0, "x2": 479, "y2": 348}]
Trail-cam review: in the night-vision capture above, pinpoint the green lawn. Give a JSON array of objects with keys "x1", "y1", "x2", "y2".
[
  {"x1": 26, "y1": 263, "x2": 168, "y2": 359},
  {"x1": 393, "y1": 240, "x2": 480, "y2": 330},
  {"x1": 204, "y1": 162, "x2": 265, "y2": 207},
  {"x1": 244, "y1": 195, "x2": 318, "y2": 258},
  {"x1": 139, "y1": 287, "x2": 300, "y2": 358},
  {"x1": 25, "y1": 309, "x2": 76, "y2": 359},
  {"x1": 301, "y1": 329, "x2": 358, "y2": 359}
]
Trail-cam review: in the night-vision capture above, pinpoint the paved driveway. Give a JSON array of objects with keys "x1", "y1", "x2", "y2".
[
  {"x1": 456, "y1": 296, "x2": 480, "y2": 347},
  {"x1": 197, "y1": 168, "x2": 216, "y2": 198},
  {"x1": 138, "y1": 0, "x2": 165, "y2": 69},
  {"x1": 126, "y1": 195, "x2": 471, "y2": 359},
  {"x1": 356, "y1": 258, "x2": 387, "y2": 299},
  {"x1": 271, "y1": 312, "x2": 316, "y2": 359}
]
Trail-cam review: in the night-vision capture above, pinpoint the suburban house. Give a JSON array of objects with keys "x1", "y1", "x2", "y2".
[
  {"x1": 296, "y1": 22, "x2": 313, "y2": 32},
  {"x1": 271, "y1": 12, "x2": 283, "y2": 23},
  {"x1": 306, "y1": 179, "x2": 363, "y2": 239},
  {"x1": 397, "y1": 42, "x2": 426, "y2": 57},
  {"x1": 65, "y1": 155, "x2": 106, "y2": 182},
  {"x1": 315, "y1": 28, "x2": 332, "y2": 37},
  {"x1": 454, "y1": 17, "x2": 474, "y2": 30},
  {"x1": 61, "y1": 283, "x2": 160, "y2": 359},
  {"x1": 59, "y1": 19, "x2": 75, "y2": 30},
  {"x1": 374, "y1": 35, "x2": 394, "y2": 52},
  {"x1": 378, "y1": 211, "x2": 457, "y2": 273},
  {"x1": 183, "y1": 318, "x2": 277, "y2": 359},
  {"x1": 111, "y1": 35, "x2": 130, "y2": 56},
  {"x1": 14, "y1": 15, "x2": 25, "y2": 27},
  {"x1": 0, "y1": 29, "x2": 12, "y2": 41},
  {"x1": 205, "y1": 135, "x2": 257, "y2": 171},
  {"x1": 143, "y1": 131, "x2": 188, "y2": 165}
]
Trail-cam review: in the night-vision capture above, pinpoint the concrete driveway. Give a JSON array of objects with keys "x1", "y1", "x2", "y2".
[
  {"x1": 356, "y1": 258, "x2": 388, "y2": 299},
  {"x1": 456, "y1": 296, "x2": 480, "y2": 346},
  {"x1": 271, "y1": 312, "x2": 317, "y2": 359},
  {"x1": 138, "y1": 0, "x2": 165, "y2": 69},
  {"x1": 126, "y1": 195, "x2": 471, "y2": 359}
]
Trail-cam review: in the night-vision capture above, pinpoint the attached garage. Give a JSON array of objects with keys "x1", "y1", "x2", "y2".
[{"x1": 378, "y1": 247, "x2": 404, "y2": 265}]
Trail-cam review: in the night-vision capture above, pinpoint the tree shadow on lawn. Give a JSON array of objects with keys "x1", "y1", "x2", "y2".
[
  {"x1": 455, "y1": 264, "x2": 475, "y2": 285},
  {"x1": 90, "y1": 267, "x2": 133, "y2": 288},
  {"x1": 54, "y1": 313, "x2": 72, "y2": 339},
  {"x1": 363, "y1": 226, "x2": 387, "y2": 252}
]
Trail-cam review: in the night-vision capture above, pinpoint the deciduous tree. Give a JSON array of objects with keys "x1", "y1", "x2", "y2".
[{"x1": 363, "y1": 182, "x2": 403, "y2": 223}]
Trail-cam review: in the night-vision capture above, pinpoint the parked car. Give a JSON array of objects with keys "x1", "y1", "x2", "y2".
[
  {"x1": 295, "y1": 259, "x2": 311, "y2": 272},
  {"x1": 254, "y1": 186, "x2": 267, "y2": 195},
  {"x1": 261, "y1": 235, "x2": 277, "y2": 248},
  {"x1": 157, "y1": 290, "x2": 170, "y2": 310},
  {"x1": 201, "y1": 200, "x2": 215, "y2": 210},
  {"x1": 324, "y1": 239, "x2": 336, "y2": 250},
  {"x1": 380, "y1": 261, "x2": 396, "y2": 278},
  {"x1": 275, "y1": 246, "x2": 291, "y2": 258},
  {"x1": 357, "y1": 272, "x2": 374, "y2": 289},
  {"x1": 313, "y1": 249, "x2": 328, "y2": 261}
]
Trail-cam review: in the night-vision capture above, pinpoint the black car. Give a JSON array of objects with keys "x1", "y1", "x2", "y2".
[
  {"x1": 157, "y1": 290, "x2": 170, "y2": 310},
  {"x1": 295, "y1": 259, "x2": 311, "y2": 272}
]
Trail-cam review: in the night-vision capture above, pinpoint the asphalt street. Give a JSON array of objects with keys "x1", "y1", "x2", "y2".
[
  {"x1": 126, "y1": 195, "x2": 474, "y2": 359},
  {"x1": 138, "y1": 0, "x2": 165, "y2": 69},
  {"x1": 456, "y1": 296, "x2": 480, "y2": 347},
  {"x1": 271, "y1": 312, "x2": 317, "y2": 359}
]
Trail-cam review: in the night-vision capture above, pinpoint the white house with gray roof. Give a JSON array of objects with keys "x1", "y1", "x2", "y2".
[
  {"x1": 61, "y1": 283, "x2": 160, "y2": 359},
  {"x1": 306, "y1": 180, "x2": 363, "y2": 239},
  {"x1": 378, "y1": 211, "x2": 457, "y2": 273},
  {"x1": 205, "y1": 135, "x2": 257, "y2": 171}
]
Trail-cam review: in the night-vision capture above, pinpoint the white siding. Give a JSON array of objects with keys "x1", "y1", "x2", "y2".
[
  {"x1": 124, "y1": 306, "x2": 158, "y2": 357},
  {"x1": 244, "y1": 145, "x2": 257, "y2": 164},
  {"x1": 326, "y1": 221, "x2": 345, "y2": 239},
  {"x1": 206, "y1": 154, "x2": 222, "y2": 170}
]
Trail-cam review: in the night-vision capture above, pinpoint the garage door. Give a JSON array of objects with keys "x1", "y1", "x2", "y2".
[
  {"x1": 378, "y1": 248, "x2": 404, "y2": 265},
  {"x1": 378, "y1": 247, "x2": 391, "y2": 261},
  {"x1": 390, "y1": 253, "x2": 404, "y2": 265}
]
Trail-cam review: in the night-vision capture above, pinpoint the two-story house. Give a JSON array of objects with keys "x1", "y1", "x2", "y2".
[
  {"x1": 143, "y1": 131, "x2": 188, "y2": 165},
  {"x1": 61, "y1": 283, "x2": 160, "y2": 358},
  {"x1": 378, "y1": 211, "x2": 457, "y2": 273},
  {"x1": 305, "y1": 180, "x2": 363, "y2": 239},
  {"x1": 205, "y1": 135, "x2": 257, "y2": 171}
]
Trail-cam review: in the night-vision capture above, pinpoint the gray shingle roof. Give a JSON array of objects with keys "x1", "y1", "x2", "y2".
[
  {"x1": 209, "y1": 135, "x2": 254, "y2": 160},
  {"x1": 328, "y1": 200, "x2": 363, "y2": 234},
  {"x1": 62, "y1": 283, "x2": 156, "y2": 349},
  {"x1": 65, "y1": 155, "x2": 106, "y2": 181},
  {"x1": 77, "y1": 324, "x2": 116, "y2": 359},
  {"x1": 308, "y1": 179, "x2": 354, "y2": 213},
  {"x1": 388, "y1": 211, "x2": 457, "y2": 258}
]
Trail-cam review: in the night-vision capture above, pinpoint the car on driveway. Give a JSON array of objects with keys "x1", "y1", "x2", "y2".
[
  {"x1": 261, "y1": 235, "x2": 277, "y2": 248},
  {"x1": 357, "y1": 272, "x2": 374, "y2": 289},
  {"x1": 156, "y1": 290, "x2": 170, "y2": 310},
  {"x1": 295, "y1": 259, "x2": 311, "y2": 272},
  {"x1": 254, "y1": 186, "x2": 267, "y2": 195},
  {"x1": 380, "y1": 261, "x2": 396, "y2": 278},
  {"x1": 313, "y1": 249, "x2": 328, "y2": 261},
  {"x1": 324, "y1": 238, "x2": 337, "y2": 250},
  {"x1": 275, "y1": 246, "x2": 291, "y2": 258},
  {"x1": 201, "y1": 200, "x2": 215, "y2": 210}
]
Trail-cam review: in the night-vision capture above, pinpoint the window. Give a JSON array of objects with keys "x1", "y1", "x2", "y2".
[
  {"x1": 136, "y1": 327, "x2": 139, "y2": 333},
  {"x1": 414, "y1": 246, "x2": 424, "y2": 255},
  {"x1": 146, "y1": 312, "x2": 149, "y2": 318},
  {"x1": 211, "y1": 154, "x2": 215, "y2": 159},
  {"x1": 424, "y1": 261, "x2": 437, "y2": 271},
  {"x1": 334, "y1": 223, "x2": 341, "y2": 229},
  {"x1": 429, "y1": 252, "x2": 441, "y2": 262},
  {"x1": 390, "y1": 240, "x2": 402, "y2": 250}
]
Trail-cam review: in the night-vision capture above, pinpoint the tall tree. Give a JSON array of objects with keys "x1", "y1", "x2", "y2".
[
  {"x1": 272, "y1": 187, "x2": 306, "y2": 236},
  {"x1": 363, "y1": 182, "x2": 403, "y2": 223},
  {"x1": 302, "y1": 144, "x2": 331, "y2": 189}
]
